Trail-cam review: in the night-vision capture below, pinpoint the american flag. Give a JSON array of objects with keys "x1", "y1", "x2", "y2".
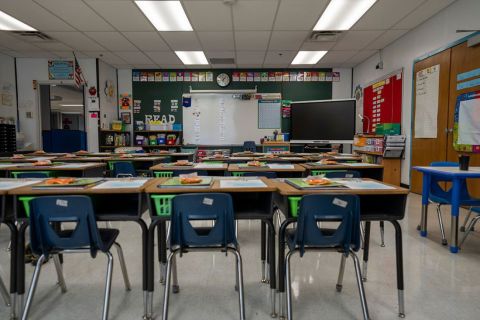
[{"x1": 73, "y1": 52, "x2": 86, "y2": 88}]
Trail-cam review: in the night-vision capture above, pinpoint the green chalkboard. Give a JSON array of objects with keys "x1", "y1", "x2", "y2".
[{"x1": 132, "y1": 69, "x2": 333, "y2": 134}]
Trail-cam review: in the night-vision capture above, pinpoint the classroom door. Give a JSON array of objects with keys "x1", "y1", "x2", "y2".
[
  {"x1": 446, "y1": 41, "x2": 480, "y2": 197},
  {"x1": 410, "y1": 49, "x2": 452, "y2": 194}
]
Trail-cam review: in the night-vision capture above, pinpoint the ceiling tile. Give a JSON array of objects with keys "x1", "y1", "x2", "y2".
[
  {"x1": 85, "y1": 32, "x2": 137, "y2": 51},
  {"x1": 36, "y1": 0, "x2": 114, "y2": 31},
  {"x1": 183, "y1": 1, "x2": 232, "y2": 31},
  {"x1": 352, "y1": 0, "x2": 425, "y2": 31},
  {"x1": 394, "y1": 0, "x2": 455, "y2": 29},
  {"x1": 116, "y1": 51, "x2": 153, "y2": 64},
  {"x1": 197, "y1": 32, "x2": 235, "y2": 51},
  {"x1": 11, "y1": 51, "x2": 56, "y2": 58},
  {"x1": 268, "y1": 31, "x2": 309, "y2": 50},
  {"x1": 0, "y1": 0, "x2": 75, "y2": 31},
  {"x1": 263, "y1": 63, "x2": 288, "y2": 68},
  {"x1": 85, "y1": 1, "x2": 155, "y2": 31},
  {"x1": 274, "y1": 0, "x2": 329, "y2": 30},
  {"x1": 237, "y1": 64, "x2": 263, "y2": 68},
  {"x1": 236, "y1": 51, "x2": 265, "y2": 65},
  {"x1": 364, "y1": 29, "x2": 409, "y2": 50},
  {"x1": 82, "y1": 51, "x2": 127, "y2": 65},
  {"x1": 300, "y1": 41, "x2": 336, "y2": 51},
  {"x1": 159, "y1": 32, "x2": 202, "y2": 50},
  {"x1": 235, "y1": 31, "x2": 270, "y2": 51},
  {"x1": 345, "y1": 50, "x2": 377, "y2": 66},
  {"x1": 264, "y1": 51, "x2": 297, "y2": 64},
  {"x1": 0, "y1": 33, "x2": 43, "y2": 51},
  {"x1": 204, "y1": 51, "x2": 235, "y2": 59},
  {"x1": 33, "y1": 41, "x2": 73, "y2": 51},
  {"x1": 144, "y1": 51, "x2": 183, "y2": 65},
  {"x1": 132, "y1": 64, "x2": 160, "y2": 69},
  {"x1": 122, "y1": 32, "x2": 170, "y2": 51},
  {"x1": 47, "y1": 32, "x2": 106, "y2": 51},
  {"x1": 233, "y1": 0, "x2": 278, "y2": 31},
  {"x1": 316, "y1": 51, "x2": 358, "y2": 64},
  {"x1": 332, "y1": 31, "x2": 383, "y2": 51},
  {"x1": 52, "y1": 51, "x2": 89, "y2": 59}
]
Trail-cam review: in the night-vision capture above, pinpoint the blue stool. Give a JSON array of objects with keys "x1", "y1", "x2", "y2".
[
  {"x1": 284, "y1": 194, "x2": 369, "y2": 320},
  {"x1": 163, "y1": 193, "x2": 245, "y2": 320},
  {"x1": 22, "y1": 196, "x2": 131, "y2": 320}
]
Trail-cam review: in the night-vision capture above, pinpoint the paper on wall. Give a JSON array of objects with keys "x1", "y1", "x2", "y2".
[{"x1": 414, "y1": 65, "x2": 440, "y2": 138}]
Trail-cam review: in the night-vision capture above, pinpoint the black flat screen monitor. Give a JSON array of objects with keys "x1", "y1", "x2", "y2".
[{"x1": 290, "y1": 99, "x2": 356, "y2": 143}]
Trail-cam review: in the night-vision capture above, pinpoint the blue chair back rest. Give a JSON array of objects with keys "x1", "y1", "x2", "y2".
[
  {"x1": 242, "y1": 171, "x2": 277, "y2": 178},
  {"x1": 171, "y1": 193, "x2": 236, "y2": 249},
  {"x1": 16, "y1": 172, "x2": 50, "y2": 178},
  {"x1": 173, "y1": 170, "x2": 208, "y2": 177},
  {"x1": 113, "y1": 161, "x2": 136, "y2": 177},
  {"x1": 429, "y1": 161, "x2": 470, "y2": 200},
  {"x1": 29, "y1": 196, "x2": 103, "y2": 258},
  {"x1": 323, "y1": 170, "x2": 360, "y2": 178},
  {"x1": 295, "y1": 194, "x2": 360, "y2": 256},
  {"x1": 243, "y1": 141, "x2": 256, "y2": 152}
]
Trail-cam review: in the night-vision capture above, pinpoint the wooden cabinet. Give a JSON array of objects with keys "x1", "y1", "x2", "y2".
[{"x1": 261, "y1": 142, "x2": 290, "y2": 153}]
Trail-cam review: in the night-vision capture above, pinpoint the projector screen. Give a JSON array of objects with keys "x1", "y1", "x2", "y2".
[{"x1": 290, "y1": 99, "x2": 356, "y2": 143}]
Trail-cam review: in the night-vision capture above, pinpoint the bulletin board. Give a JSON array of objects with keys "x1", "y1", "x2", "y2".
[
  {"x1": 362, "y1": 70, "x2": 403, "y2": 133},
  {"x1": 453, "y1": 90, "x2": 480, "y2": 153}
]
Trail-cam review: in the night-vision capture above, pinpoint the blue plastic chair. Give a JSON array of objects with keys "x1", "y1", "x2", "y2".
[
  {"x1": 284, "y1": 194, "x2": 369, "y2": 320},
  {"x1": 422, "y1": 161, "x2": 480, "y2": 245},
  {"x1": 163, "y1": 193, "x2": 245, "y2": 320},
  {"x1": 242, "y1": 171, "x2": 277, "y2": 178},
  {"x1": 11, "y1": 172, "x2": 50, "y2": 178},
  {"x1": 112, "y1": 161, "x2": 136, "y2": 177},
  {"x1": 460, "y1": 207, "x2": 480, "y2": 248},
  {"x1": 172, "y1": 170, "x2": 208, "y2": 177},
  {"x1": 22, "y1": 196, "x2": 131, "y2": 320},
  {"x1": 323, "y1": 170, "x2": 361, "y2": 179},
  {"x1": 243, "y1": 141, "x2": 256, "y2": 152}
]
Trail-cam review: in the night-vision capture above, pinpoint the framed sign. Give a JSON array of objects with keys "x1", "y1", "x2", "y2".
[
  {"x1": 121, "y1": 112, "x2": 131, "y2": 124},
  {"x1": 453, "y1": 90, "x2": 480, "y2": 153},
  {"x1": 48, "y1": 60, "x2": 74, "y2": 80}
]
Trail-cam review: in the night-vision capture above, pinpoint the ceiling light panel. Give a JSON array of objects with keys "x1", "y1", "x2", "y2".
[
  {"x1": 175, "y1": 51, "x2": 209, "y2": 65},
  {"x1": 135, "y1": 1, "x2": 193, "y2": 31},
  {"x1": 314, "y1": 0, "x2": 377, "y2": 31},
  {"x1": 291, "y1": 51, "x2": 327, "y2": 65},
  {"x1": 0, "y1": 10, "x2": 36, "y2": 31}
]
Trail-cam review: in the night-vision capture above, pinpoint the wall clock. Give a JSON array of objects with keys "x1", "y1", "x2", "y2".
[{"x1": 216, "y1": 73, "x2": 231, "y2": 87}]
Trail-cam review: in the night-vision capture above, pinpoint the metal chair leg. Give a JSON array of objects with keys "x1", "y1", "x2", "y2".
[
  {"x1": 53, "y1": 255, "x2": 67, "y2": 293},
  {"x1": 0, "y1": 274, "x2": 10, "y2": 306},
  {"x1": 436, "y1": 204, "x2": 448, "y2": 245},
  {"x1": 379, "y1": 221, "x2": 385, "y2": 247},
  {"x1": 360, "y1": 222, "x2": 365, "y2": 249},
  {"x1": 285, "y1": 250, "x2": 294, "y2": 320},
  {"x1": 162, "y1": 251, "x2": 177, "y2": 320},
  {"x1": 21, "y1": 254, "x2": 46, "y2": 320},
  {"x1": 350, "y1": 250, "x2": 370, "y2": 320},
  {"x1": 102, "y1": 251, "x2": 114, "y2": 320},
  {"x1": 336, "y1": 255, "x2": 347, "y2": 292},
  {"x1": 460, "y1": 208, "x2": 473, "y2": 232},
  {"x1": 230, "y1": 248, "x2": 246, "y2": 320},
  {"x1": 113, "y1": 242, "x2": 131, "y2": 291},
  {"x1": 172, "y1": 254, "x2": 179, "y2": 294},
  {"x1": 459, "y1": 215, "x2": 480, "y2": 248}
]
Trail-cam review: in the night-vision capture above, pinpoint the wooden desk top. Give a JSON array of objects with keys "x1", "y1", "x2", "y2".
[
  {"x1": 228, "y1": 163, "x2": 306, "y2": 172},
  {"x1": 273, "y1": 178, "x2": 409, "y2": 196},
  {"x1": 150, "y1": 163, "x2": 228, "y2": 171},
  {"x1": 8, "y1": 178, "x2": 155, "y2": 195},
  {"x1": 107, "y1": 156, "x2": 167, "y2": 162},
  {"x1": 300, "y1": 163, "x2": 384, "y2": 170},
  {"x1": 0, "y1": 162, "x2": 106, "y2": 171},
  {"x1": 53, "y1": 156, "x2": 111, "y2": 162},
  {"x1": 145, "y1": 177, "x2": 277, "y2": 194}
]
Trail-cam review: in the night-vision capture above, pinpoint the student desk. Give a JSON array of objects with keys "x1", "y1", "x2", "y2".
[
  {"x1": 144, "y1": 177, "x2": 278, "y2": 319},
  {"x1": 0, "y1": 162, "x2": 106, "y2": 178},
  {"x1": 305, "y1": 155, "x2": 363, "y2": 162},
  {"x1": 272, "y1": 179, "x2": 408, "y2": 318},
  {"x1": 227, "y1": 163, "x2": 306, "y2": 178},
  {"x1": 0, "y1": 156, "x2": 57, "y2": 163},
  {"x1": 8, "y1": 178, "x2": 154, "y2": 318},
  {"x1": 414, "y1": 166, "x2": 480, "y2": 253},
  {"x1": 107, "y1": 156, "x2": 168, "y2": 175},
  {"x1": 150, "y1": 152, "x2": 195, "y2": 162},
  {"x1": 52, "y1": 156, "x2": 111, "y2": 162},
  {"x1": 301, "y1": 162, "x2": 384, "y2": 180},
  {"x1": 150, "y1": 163, "x2": 228, "y2": 176},
  {"x1": 201, "y1": 156, "x2": 254, "y2": 163},
  {"x1": 257, "y1": 157, "x2": 308, "y2": 163}
]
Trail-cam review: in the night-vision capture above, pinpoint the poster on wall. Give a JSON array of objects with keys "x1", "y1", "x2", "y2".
[
  {"x1": 170, "y1": 99, "x2": 178, "y2": 112},
  {"x1": 206, "y1": 72, "x2": 213, "y2": 82},
  {"x1": 119, "y1": 93, "x2": 132, "y2": 110},
  {"x1": 48, "y1": 60, "x2": 74, "y2": 80},
  {"x1": 414, "y1": 65, "x2": 440, "y2": 138},
  {"x1": 133, "y1": 100, "x2": 142, "y2": 114},
  {"x1": 153, "y1": 100, "x2": 161, "y2": 113},
  {"x1": 154, "y1": 72, "x2": 162, "y2": 82},
  {"x1": 132, "y1": 71, "x2": 140, "y2": 82}
]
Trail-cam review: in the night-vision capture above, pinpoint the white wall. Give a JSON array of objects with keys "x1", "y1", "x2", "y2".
[
  {"x1": 352, "y1": 0, "x2": 480, "y2": 185},
  {"x1": 332, "y1": 68, "x2": 352, "y2": 100},
  {"x1": 15, "y1": 57, "x2": 97, "y2": 151},
  {"x1": 98, "y1": 60, "x2": 118, "y2": 130},
  {"x1": 0, "y1": 53, "x2": 17, "y2": 122},
  {"x1": 118, "y1": 69, "x2": 133, "y2": 144}
]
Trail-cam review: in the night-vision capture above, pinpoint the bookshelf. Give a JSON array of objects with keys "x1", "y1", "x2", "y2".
[
  {"x1": 99, "y1": 130, "x2": 131, "y2": 151},
  {"x1": 134, "y1": 130, "x2": 183, "y2": 152}
]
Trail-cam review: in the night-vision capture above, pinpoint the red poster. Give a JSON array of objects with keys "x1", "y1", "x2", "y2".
[{"x1": 362, "y1": 72, "x2": 402, "y2": 133}]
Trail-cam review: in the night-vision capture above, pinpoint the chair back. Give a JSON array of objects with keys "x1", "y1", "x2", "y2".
[
  {"x1": 295, "y1": 194, "x2": 360, "y2": 256},
  {"x1": 242, "y1": 171, "x2": 277, "y2": 178},
  {"x1": 12, "y1": 171, "x2": 50, "y2": 178},
  {"x1": 112, "y1": 161, "x2": 136, "y2": 177},
  {"x1": 29, "y1": 196, "x2": 104, "y2": 258},
  {"x1": 243, "y1": 141, "x2": 256, "y2": 152},
  {"x1": 323, "y1": 170, "x2": 360, "y2": 179},
  {"x1": 173, "y1": 170, "x2": 208, "y2": 177},
  {"x1": 429, "y1": 161, "x2": 470, "y2": 201},
  {"x1": 170, "y1": 193, "x2": 236, "y2": 249}
]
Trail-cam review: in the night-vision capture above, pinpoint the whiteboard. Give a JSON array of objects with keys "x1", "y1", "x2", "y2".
[
  {"x1": 414, "y1": 64, "x2": 440, "y2": 138},
  {"x1": 183, "y1": 94, "x2": 280, "y2": 145}
]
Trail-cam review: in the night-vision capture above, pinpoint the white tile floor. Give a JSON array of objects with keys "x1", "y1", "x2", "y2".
[{"x1": 1, "y1": 193, "x2": 480, "y2": 319}]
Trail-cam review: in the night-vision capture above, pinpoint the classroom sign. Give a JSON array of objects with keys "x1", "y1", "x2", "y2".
[{"x1": 48, "y1": 60, "x2": 74, "y2": 80}]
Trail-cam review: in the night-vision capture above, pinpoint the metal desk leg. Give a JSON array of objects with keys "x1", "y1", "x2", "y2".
[
  {"x1": 16, "y1": 222, "x2": 28, "y2": 317},
  {"x1": 146, "y1": 220, "x2": 162, "y2": 320},
  {"x1": 261, "y1": 221, "x2": 267, "y2": 283},
  {"x1": 449, "y1": 178, "x2": 461, "y2": 253},
  {"x1": 420, "y1": 173, "x2": 431, "y2": 237},
  {"x1": 5, "y1": 222, "x2": 16, "y2": 319},
  {"x1": 278, "y1": 221, "x2": 289, "y2": 320},
  {"x1": 362, "y1": 222, "x2": 371, "y2": 282},
  {"x1": 390, "y1": 221, "x2": 405, "y2": 318},
  {"x1": 267, "y1": 219, "x2": 277, "y2": 318},
  {"x1": 133, "y1": 219, "x2": 149, "y2": 320}
]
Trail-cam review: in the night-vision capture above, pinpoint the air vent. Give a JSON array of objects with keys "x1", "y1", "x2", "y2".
[
  {"x1": 12, "y1": 31, "x2": 53, "y2": 41},
  {"x1": 308, "y1": 31, "x2": 343, "y2": 42},
  {"x1": 209, "y1": 58, "x2": 235, "y2": 64}
]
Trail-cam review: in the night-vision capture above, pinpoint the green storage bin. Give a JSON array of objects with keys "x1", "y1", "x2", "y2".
[
  {"x1": 151, "y1": 194, "x2": 176, "y2": 216},
  {"x1": 288, "y1": 196, "x2": 302, "y2": 218},
  {"x1": 19, "y1": 196, "x2": 36, "y2": 217},
  {"x1": 310, "y1": 170, "x2": 343, "y2": 176},
  {"x1": 231, "y1": 172, "x2": 246, "y2": 177},
  {"x1": 154, "y1": 171, "x2": 174, "y2": 178}
]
